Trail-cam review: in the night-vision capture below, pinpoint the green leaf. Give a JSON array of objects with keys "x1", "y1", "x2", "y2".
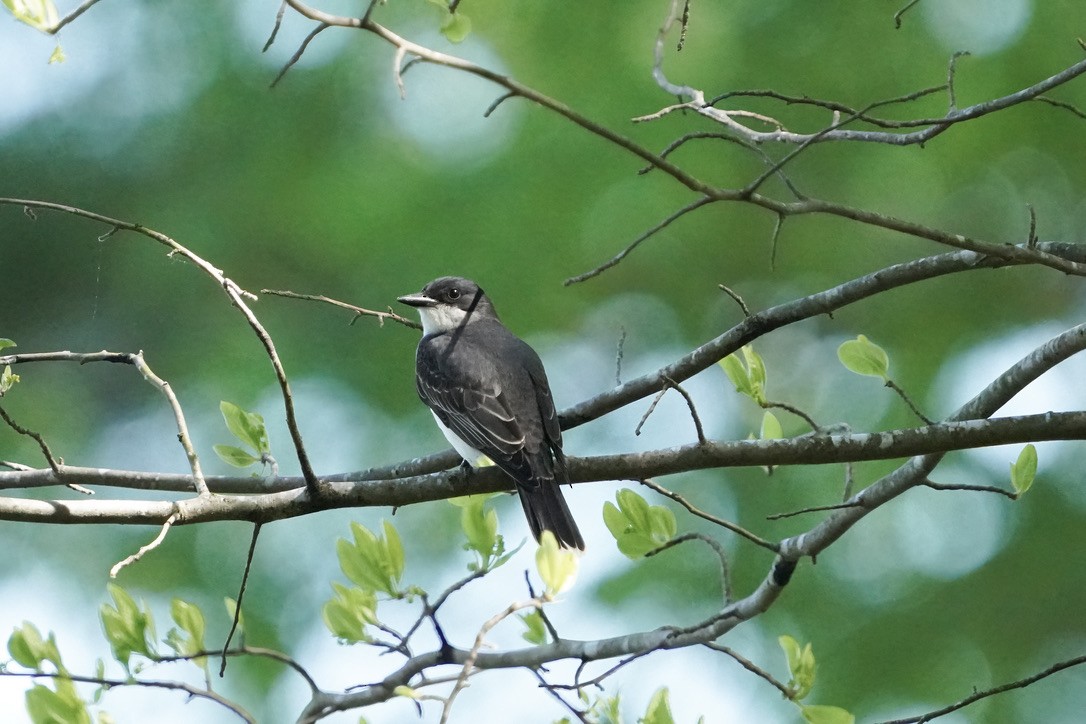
[
  {"x1": 642, "y1": 687, "x2": 676, "y2": 724},
  {"x1": 719, "y1": 354, "x2": 754, "y2": 398},
  {"x1": 100, "y1": 584, "x2": 155, "y2": 671},
  {"x1": 779, "y1": 634, "x2": 816, "y2": 701},
  {"x1": 519, "y1": 609, "x2": 548, "y2": 645},
  {"x1": 382, "y1": 520, "x2": 405, "y2": 582},
  {"x1": 741, "y1": 345, "x2": 767, "y2": 394},
  {"x1": 165, "y1": 599, "x2": 207, "y2": 671},
  {"x1": 837, "y1": 335, "x2": 890, "y2": 380},
  {"x1": 25, "y1": 682, "x2": 91, "y2": 724},
  {"x1": 8, "y1": 623, "x2": 41, "y2": 669},
  {"x1": 0, "y1": 365, "x2": 19, "y2": 395},
  {"x1": 213, "y1": 444, "x2": 260, "y2": 468},
  {"x1": 453, "y1": 494, "x2": 512, "y2": 571},
  {"x1": 219, "y1": 400, "x2": 270, "y2": 454},
  {"x1": 649, "y1": 504, "x2": 677, "y2": 540},
  {"x1": 322, "y1": 583, "x2": 378, "y2": 643},
  {"x1": 760, "y1": 410, "x2": 783, "y2": 440},
  {"x1": 2, "y1": 0, "x2": 59, "y2": 33},
  {"x1": 336, "y1": 521, "x2": 404, "y2": 596},
  {"x1": 92, "y1": 660, "x2": 106, "y2": 703},
  {"x1": 800, "y1": 704, "x2": 855, "y2": 724},
  {"x1": 583, "y1": 692, "x2": 622, "y2": 724},
  {"x1": 535, "y1": 531, "x2": 579, "y2": 598},
  {"x1": 440, "y1": 11, "x2": 471, "y2": 43},
  {"x1": 7, "y1": 622, "x2": 61, "y2": 671},
  {"x1": 603, "y1": 489, "x2": 676, "y2": 559},
  {"x1": 719, "y1": 345, "x2": 768, "y2": 404},
  {"x1": 0, "y1": 338, "x2": 15, "y2": 352},
  {"x1": 1010, "y1": 444, "x2": 1038, "y2": 496}
]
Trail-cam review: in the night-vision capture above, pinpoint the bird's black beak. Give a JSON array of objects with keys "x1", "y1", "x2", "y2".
[{"x1": 397, "y1": 292, "x2": 437, "y2": 308}]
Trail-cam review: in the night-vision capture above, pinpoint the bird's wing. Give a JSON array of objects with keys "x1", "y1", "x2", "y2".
[
  {"x1": 529, "y1": 368, "x2": 562, "y2": 448},
  {"x1": 416, "y1": 342, "x2": 527, "y2": 458}
]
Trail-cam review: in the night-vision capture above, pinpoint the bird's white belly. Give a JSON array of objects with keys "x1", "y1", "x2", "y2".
[{"x1": 431, "y1": 411, "x2": 489, "y2": 467}]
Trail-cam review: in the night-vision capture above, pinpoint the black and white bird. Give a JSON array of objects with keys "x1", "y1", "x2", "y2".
[{"x1": 398, "y1": 276, "x2": 585, "y2": 550}]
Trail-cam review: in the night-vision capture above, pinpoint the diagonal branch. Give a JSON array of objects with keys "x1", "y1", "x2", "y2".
[
  {"x1": 0, "y1": 198, "x2": 321, "y2": 495},
  {"x1": 876, "y1": 654, "x2": 1086, "y2": 724}
]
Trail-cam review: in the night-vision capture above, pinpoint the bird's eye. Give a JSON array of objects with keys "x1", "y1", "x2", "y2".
[{"x1": 447, "y1": 288, "x2": 461, "y2": 300}]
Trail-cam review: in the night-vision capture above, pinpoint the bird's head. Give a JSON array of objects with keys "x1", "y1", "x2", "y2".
[{"x1": 397, "y1": 276, "x2": 497, "y2": 335}]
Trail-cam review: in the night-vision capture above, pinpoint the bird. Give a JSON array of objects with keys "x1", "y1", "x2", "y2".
[{"x1": 397, "y1": 276, "x2": 585, "y2": 550}]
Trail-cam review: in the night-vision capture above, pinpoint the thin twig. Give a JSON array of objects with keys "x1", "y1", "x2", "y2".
[
  {"x1": 270, "y1": 22, "x2": 331, "y2": 88},
  {"x1": 885, "y1": 379, "x2": 934, "y2": 425},
  {"x1": 876, "y1": 654, "x2": 1086, "y2": 724},
  {"x1": 263, "y1": 1, "x2": 288, "y2": 52},
  {"x1": 531, "y1": 669, "x2": 589, "y2": 723},
  {"x1": 559, "y1": 649, "x2": 660, "y2": 691},
  {"x1": 0, "y1": 669, "x2": 255, "y2": 723},
  {"x1": 0, "y1": 404, "x2": 61, "y2": 473},
  {"x1": 768, "y1": 212, "x2": 786, "y2": 267},
  {"x1": 402, "y1": 569, "x2": 487, "y2": 646},
  {"x1": 767, "y1": 501, "x2": 864, "y2": 521},
  {"x1": 45, "y1": 0, "x2": 104, "y2": 35},
  {"x1": 841, "y1": 461, "x2": 855, "y2": 501},
  {"x1": 648, "y1": 532, "x2": 733, "y2": 603},
  {"x1": 703, "y1": 642, "x2": 793, "y2": 698},
  {"x1": 1026, "y1": 204, "x2": 1038, "y2": 249},
  {"x1": 893, "y1": 0, "x2": 922, "y2": 28},
  {"x1": 0, "y1": 349, "x2": 210, "y2": 495},
  {"x1": 156, "y1": 645, "x2": 320, "y2": 693},
  {"x1": 1033, "y1": 95, "x2": 1086, "y2": 119},
  {"x1": 132, "y1": 351, "x2": 211, "y2": 496},
  {"x1": 763, "y1": 399, "x2": 820, "y2": 433},
  {"x1": 946, "y1": 51, "x2": 971, "y2": 112},
  {"x1": 640, "y1": 478, "x2": 779, "y2": 552},
  {"x1": 441, "y1": 598, "x2": 544, "y2": 724},
  {"x1": 484, "y1": 91, "x2": 517, "y2": 117},
  {"x1": 634, "y1": 387, "x2": 668, "y2": 437},
  {"x1": 0, "y1": 199, "x2": 322, "y2": 495},
  {"x1": 677, "y1": 0, "x2": 691, "y2": 52},
  {"x1": 110, "y1": 511, "x2": 179, "y2": 578},
  {"x1": 221, "y1": 523, "x2": 262, "y2": 676},
  {"x1": 394, "y1": 45, "x2": 409, "y2": 99},
  {"x1": 662, "y1": 375, "x2": 706, "y2": 444},
  {"x1": 261, "y1": 289, "x2": 420, "y2": 329},
  {"x1": 0, "y1": 405, "x2": 92, "y2": 494},
  {"x1": 921, "y1": 479, "x2": 1017, "y2": 500},
  {"x1": 564, "y1": 196, "x2": 714, "y2": 285},
  {"x1": 615, "y1": 326, "x2": 627, "y2": 387},
  {"x1": 718, "y1": 284, "x2": 751, "y2": 317}
]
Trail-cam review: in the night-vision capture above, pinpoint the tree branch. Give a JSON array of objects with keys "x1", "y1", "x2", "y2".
[
  {"x1": 0, "y1": 198, "x2": 321, "y2": 496},
  {"x1": 0, "y1": 411, "x2": 1082, "y2": 524}
]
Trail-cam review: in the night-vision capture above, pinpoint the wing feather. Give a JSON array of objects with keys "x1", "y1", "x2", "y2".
[{"x1": 416, "y1": 344, "x2": 527, "y2": 457}]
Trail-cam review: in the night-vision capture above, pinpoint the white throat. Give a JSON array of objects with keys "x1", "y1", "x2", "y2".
[{"x1": 418, "y1": 304, "x2": 469, "y2": 336}]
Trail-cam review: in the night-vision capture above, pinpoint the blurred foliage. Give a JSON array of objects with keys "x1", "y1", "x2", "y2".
[{"x1": 2, "y1": 0, "x2": 1086, "y2": 721}]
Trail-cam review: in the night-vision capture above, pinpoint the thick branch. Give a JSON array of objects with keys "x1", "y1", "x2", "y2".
[
  {"x1": 0, "y1": 411, "x2": 1081, "y2": 524},
  {"x1": 563, "y1": 243, "x2": 1086, "y2": 429}
]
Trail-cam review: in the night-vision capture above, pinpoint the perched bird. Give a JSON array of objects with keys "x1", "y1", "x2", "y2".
[{"x1": 398, "y1": 276, "x2": 584, "y2": 550}]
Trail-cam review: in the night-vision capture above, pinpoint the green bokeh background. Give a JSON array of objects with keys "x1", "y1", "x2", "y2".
[{"x1": 2, "y1": 1, "x2": 1085, "y2": 722}]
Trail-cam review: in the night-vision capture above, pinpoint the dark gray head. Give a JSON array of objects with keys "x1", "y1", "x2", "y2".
[{"x1": 397, "y1": 276, "x2": 499, "y2": 335}]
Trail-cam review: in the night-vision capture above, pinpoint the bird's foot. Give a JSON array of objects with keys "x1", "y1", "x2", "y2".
[{"x1": 451, "y1": 459, "x2": 474, "y2": 486}]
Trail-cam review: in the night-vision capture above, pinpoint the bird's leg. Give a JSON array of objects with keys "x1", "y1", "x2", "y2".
[{"x1": 450, "y1": 458, "x2": 474, "y2": 488}]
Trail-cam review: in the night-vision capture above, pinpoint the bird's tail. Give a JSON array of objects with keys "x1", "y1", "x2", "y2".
[{"x1": 517, "y1": 480, "x2": 585, "y2": 550}]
